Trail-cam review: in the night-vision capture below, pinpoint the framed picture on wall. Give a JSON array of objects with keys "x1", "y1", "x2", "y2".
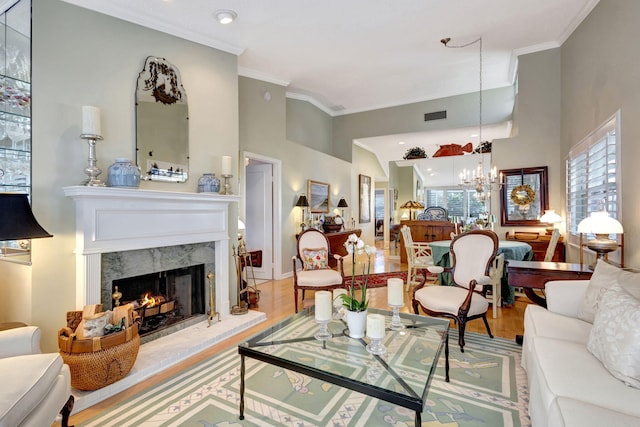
[
  {"x1": 308, "y1": 180, "x2": 330, "y2": 213},
  {"x1": 500, "y1": 166, "x2": 549, "y2": 226},
  {"x1": 359, "y1": 174, "x2": 371, "y2": 223}
]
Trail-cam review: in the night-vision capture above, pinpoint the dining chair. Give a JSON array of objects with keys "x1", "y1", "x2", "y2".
[
  {"x1": 486, "y1": 253, "x2": 504, "y2": 318},
  {"x1": 412, "y1": 229, "x2": 498, "y2": 352},
  {"x1": 400, "y1": 225, "x2": 436, "y2": 290},
  {"x1": 292, "y1": 229, "x2": 345, "y2": 313},
  {"x1": 544, "y1": 228, "x2": 561, "y2": 262}
]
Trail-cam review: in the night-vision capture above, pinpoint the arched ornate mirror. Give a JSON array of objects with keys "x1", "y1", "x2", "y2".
[{"x1": 135, "y1": 56, "x2": 189, "y2": 182}]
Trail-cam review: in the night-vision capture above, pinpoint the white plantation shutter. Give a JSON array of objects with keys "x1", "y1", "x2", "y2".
[{"x1": 566, "y1": 113, "x2": 620, "y2": 245}]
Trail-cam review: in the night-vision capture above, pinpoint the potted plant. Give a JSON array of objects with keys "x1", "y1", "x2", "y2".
[
  {"x1": 403, "y1": 146, "x2": 427, "y2": 160},
  {"x1": 339, "y1": 234, "x2": 376, "y2": 338}
]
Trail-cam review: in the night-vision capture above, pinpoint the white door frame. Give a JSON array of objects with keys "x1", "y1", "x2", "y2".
[{"x1": 240, "y1": 151, "x2": 283, "y2": 280}]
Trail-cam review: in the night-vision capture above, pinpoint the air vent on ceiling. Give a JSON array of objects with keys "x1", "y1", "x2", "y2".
[{"x1": 424, "y1": 110, "x2": 447, "y2": 121}]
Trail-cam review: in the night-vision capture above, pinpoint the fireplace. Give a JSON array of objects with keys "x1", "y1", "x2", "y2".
[
  {"x1": 64, "y1": 186, "x2": 238, "y2": 319},
  {"x1": 112, "y1": 264, "x2": 205, "y2": 338}
]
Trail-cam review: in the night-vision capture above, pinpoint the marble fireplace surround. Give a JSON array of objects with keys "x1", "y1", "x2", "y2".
[{"x1": 63, "y1": 186, "x2": 239, "y2": 315}]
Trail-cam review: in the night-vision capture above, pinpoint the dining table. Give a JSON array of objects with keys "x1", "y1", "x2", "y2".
[{"x1": 428, "y1": 239, "x2": 534, "y2": 305}]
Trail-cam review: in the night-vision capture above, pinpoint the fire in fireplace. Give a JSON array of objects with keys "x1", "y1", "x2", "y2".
[{"x1": 112, "y1": 264, "x2": 205, "y2": 337}]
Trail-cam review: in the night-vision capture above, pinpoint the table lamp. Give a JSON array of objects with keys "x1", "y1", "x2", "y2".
[
  {"x1": 539, "y1": 209, "x2": 562, "y2": 235},
  {"x1": 295, "y1": 195, "x2": 309, "y2": 230},
  {"x1": 0, "y1": 194, "x2": 53, "y2": 251},
  {"x1": 337, "y1": 197, "x2": 348, "y2": 219},
  {"x1": 577, "y1": 210, "x2": 623, "y2": 262}
]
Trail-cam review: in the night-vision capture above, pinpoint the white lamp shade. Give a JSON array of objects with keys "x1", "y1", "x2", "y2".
[
  {"x1": 540, "y1": 209, "x2": 562, "y2": 224},
  {"x1": 238, "y1": 218, "x2": 246, "y2": 231},
  {"x1": 577, "y1": 211, "x2": 623, "y2": 234}
]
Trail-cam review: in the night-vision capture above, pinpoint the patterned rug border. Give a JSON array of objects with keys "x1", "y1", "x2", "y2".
[
  {"x1": 78, "y1": 329, "x2": 530, "y2": 427},
  {"x1": 343, "y1": 271, "x2": 408, "y2": 288}
]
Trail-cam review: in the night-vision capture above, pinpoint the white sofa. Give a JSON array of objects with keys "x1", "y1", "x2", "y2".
[
  {"x1": 523, "y1": 278, "x2": 640, "y2": 426},
  {"x1": 0, "y1": 326, "x2": 73, "y2": 427}
]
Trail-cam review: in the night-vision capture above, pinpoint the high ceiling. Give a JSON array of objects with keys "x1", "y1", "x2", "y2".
[{"x1": 62, "y1": 0, "x2": 598, "y2": 174}]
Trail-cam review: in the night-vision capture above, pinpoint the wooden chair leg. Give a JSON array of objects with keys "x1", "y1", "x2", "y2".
[
  {"x1": 294, "y1": 288, "x2": 299, "y2": 313},
  {"x1": 458, "y1": 319, "x2": 467, "y2": 352},
  {"x1": 60, "y1": 395, "x2": 74, "y2": 427}
]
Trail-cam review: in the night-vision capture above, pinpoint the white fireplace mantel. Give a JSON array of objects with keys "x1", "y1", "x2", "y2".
[{"x1": 64, "y1": 186, "x2": 239, "y2": 316}]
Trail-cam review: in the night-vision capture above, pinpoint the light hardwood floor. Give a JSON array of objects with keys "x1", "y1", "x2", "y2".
[{"x1": 68, "y1": 241, "x2": 530, "y2": 425}]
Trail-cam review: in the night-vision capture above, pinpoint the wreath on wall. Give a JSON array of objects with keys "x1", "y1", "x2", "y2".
[{"x1": 510, "y1": 184, "x2": 536, "y2": 206}]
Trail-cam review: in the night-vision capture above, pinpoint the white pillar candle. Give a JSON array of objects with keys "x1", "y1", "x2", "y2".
[
  {"x1": 221, "y1": 156, "x2": 232, "y2": 175},
  {"x1": 387, "y1": 278, "x2": 404, "y2": 306},
  {"x1": 333, "y1": 288, "x2": 347, "y2": 308},
  {"x1": 315, "y1": 291, "x2": 332, "y2": 321},
  {"x1": 82, "y1": 106, "x2": 101, "y2": 136},
  {"x1": 366, "y1": 314, "x2": 386, "y2": 339}
]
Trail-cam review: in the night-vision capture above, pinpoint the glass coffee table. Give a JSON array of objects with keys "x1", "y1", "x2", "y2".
[{"x1": 238, "y1": 307, "x2": 450, "y2": 425}]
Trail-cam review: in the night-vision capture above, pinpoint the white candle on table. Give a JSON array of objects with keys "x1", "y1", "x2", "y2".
[
  {"x1": 82, "y1": 106, "x2": 101, "y2": 136},
  {"x1": 387, "y1": 278, "x2": 404, "y2": 306},
  {"x1": 366, "y1": 314, "x2": 386, "y2": 339},
  {"x1": 221, "y1": 156, "x2": 232, "y2": 176},
  {"x1": 315, "y1": 291, "x2": 332, "y2": 321},
  {"x1": 333, "y1": 288, "x2": 347, "y2": 308}
]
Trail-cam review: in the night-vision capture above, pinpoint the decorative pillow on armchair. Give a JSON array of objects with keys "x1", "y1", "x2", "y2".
[
  {"x1": 588, "y1": 283, "x2": 640, "y2": 389},
  {"x1": 302, "y1": 248, "x2": 328, "y2": 270}
]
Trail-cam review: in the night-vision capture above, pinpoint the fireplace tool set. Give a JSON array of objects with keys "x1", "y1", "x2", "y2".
[
  {"x1": 232, "y1": 244, "x2": 261, "y2": 315},
  {"x1": 207, "y1": 271, "x2": 220, "y2": 326}
]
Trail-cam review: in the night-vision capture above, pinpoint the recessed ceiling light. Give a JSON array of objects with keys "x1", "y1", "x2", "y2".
[
  {"x1": 398, "y1": 141, "x2": 405, "y2": 145},
  {"x1": 214, "y1": 9, "x2": 237, "y2": 25}
]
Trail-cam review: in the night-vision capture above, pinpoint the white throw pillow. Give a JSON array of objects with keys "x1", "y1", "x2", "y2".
[
  {"x1": 577, "y1": 259, "x2": 622, "y2": 323},
  {"x1": 587, "y1": 283, "x2": 640, "y2": 389},
  {"x1": 617, "y1": 269, "x2": 640, "y2": 300}
]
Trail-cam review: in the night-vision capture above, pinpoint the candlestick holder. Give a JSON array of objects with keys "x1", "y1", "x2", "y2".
[
  {"x1": 315, "y1": 319, "x2": 331, "y2": 341},
  {"x1": 366, "y1": 338, "x2": 386, "y2": 355},
  {"x1": 80, "y1": 133, "x2": 105, "y2": 186},
  {"x1": 221, "y1": 174, "x2": 233, "y2": 195},
  {"x1": 389, "y1": 304, "x2": 405, "y2": 331}
]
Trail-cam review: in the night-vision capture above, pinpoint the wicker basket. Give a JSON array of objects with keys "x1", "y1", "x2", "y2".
[{"x1": 58, "y1": 322, "x2": 140, "y2": 391}]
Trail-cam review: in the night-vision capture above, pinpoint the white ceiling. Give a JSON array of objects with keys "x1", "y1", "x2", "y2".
[{"x1": 61, "y1": 0, "x2": 599, "y2": 176}]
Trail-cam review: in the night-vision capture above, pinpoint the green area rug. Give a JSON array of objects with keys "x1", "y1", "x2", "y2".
[{"x1": 79, "y1": 330, "x2": 530, "y2": 427}]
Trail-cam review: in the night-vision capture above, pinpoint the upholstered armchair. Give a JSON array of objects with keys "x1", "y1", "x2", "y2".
[
  {"x1": 0, "y1": 326, "x2": 73, "y2": 427},
  {"x1": 292, "y1": 229, "x2": 345, "y2": 312},
  {"x1": 412, "y1": 229, "x2": 498, "y2": 352}
]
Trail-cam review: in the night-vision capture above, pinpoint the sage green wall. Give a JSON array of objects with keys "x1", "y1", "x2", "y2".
[
  {"x1": 239, "y1": 77, "x2": 353, "y2": 270},
  {"x1": 286, "y1": 98, "x2": 333, "y2": 154},
  {"x1": 0, "y1": 0, "x2": 240, "y2": 351},
  {"x1": 491, "y1": 49, "x2": 562, "y2": 240},
  {"x1": 560, "y1": 0, "x2": 640, "y2": 266},
  {"x1": 332, "y1": 87, "x2": 515, "y2": 162}
]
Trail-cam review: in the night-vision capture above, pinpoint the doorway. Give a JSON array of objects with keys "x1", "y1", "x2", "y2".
[{"x1": 242, "y1": 152, "x2": 282, "y2": 280}]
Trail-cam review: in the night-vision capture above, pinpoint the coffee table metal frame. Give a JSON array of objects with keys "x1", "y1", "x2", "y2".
[{"x1": 238, "y1": 307, "x2": 450, "y2": 425}]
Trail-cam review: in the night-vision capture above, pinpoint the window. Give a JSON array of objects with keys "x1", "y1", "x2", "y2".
[
  {"x1": 566, "y1": 112, "x2": 620, "y2": 246},
  {"x1": 425, "y1": 188, "x2": 487, "y2": 219}
]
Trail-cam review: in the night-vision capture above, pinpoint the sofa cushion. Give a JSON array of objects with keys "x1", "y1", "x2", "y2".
[
  {"x1": 577, "y1": 259, "x2": 622, "y2": 323},
  {"x1": 0, "y1": 353, "x2": 64, "y2": 427},
  {"x1": 522, "y1": 304, "x2": 592, "y2": 373},
  {"x1": 529, "y1": 337, "x2": 640, "y2": 420},
  {"x1": 548, "y1": 397, "x2": 640, "y2": 427},
  {"x1": 588, "y1": 283, "x2": 640, "y2": 388}
]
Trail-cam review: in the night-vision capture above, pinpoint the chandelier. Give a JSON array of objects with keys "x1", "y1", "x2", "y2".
[
  {"x1": 459, "y1": 162, "x2": 500, "y2": 201},
  {"x1": 442, "y1": 36, "x2": 502, "y2": 202}
]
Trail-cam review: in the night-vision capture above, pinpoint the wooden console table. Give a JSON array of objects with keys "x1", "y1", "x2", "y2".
[
  {"x1": 507, "y1": 260, "x2": 593, "y2": 307},
  {"x1": 505, "y1": 231, "x2": 565, "y2": 262},
  {"x1": 325, "y1": 229, "x2": 362, "y2": 267},
  {"x1": 399, "y1": 220, "x2": 456, "y2": 263}
]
